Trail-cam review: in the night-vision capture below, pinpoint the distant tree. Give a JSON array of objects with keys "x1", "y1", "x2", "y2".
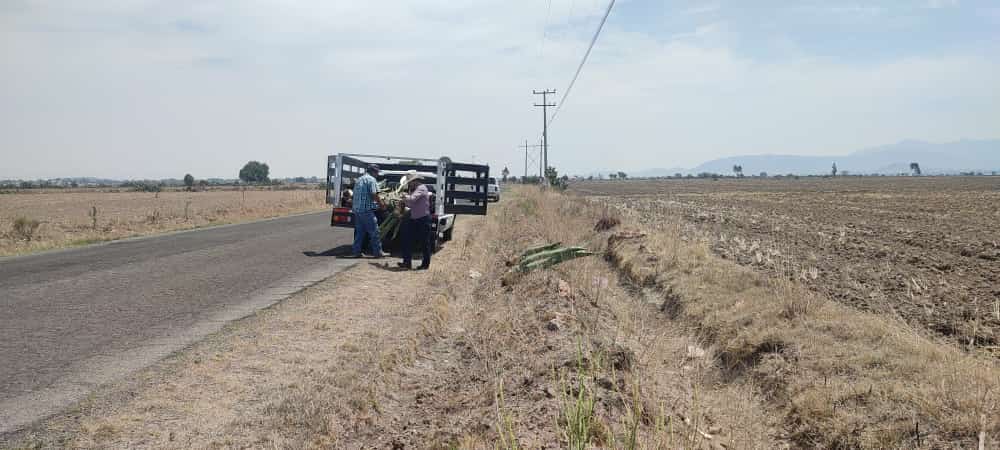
[
  {"x1": 126, "y1": 181, "x2": 161, "y2": 192},
  {"x1": 544, "y1": 166, "x2": 565, "y2": 189},
  {"x1": 239, "y1": 161, "x2": 270, "y2": 184},
  {"x1": 909, "y1": 162, "x2": 922, "y2": 176},
  {"x1": 760, "y1": 172, "x2": 768, "y2": 178},
  {"x1": 732, "y1": 164, "x2": 744, "y2": 178},
  {"x1": 501, "y1": 166, "x2": 510, "y2": 182},
  {"x1": 831, "y1": 163, "x2": 838, "y2": 177},
  {"x1": 20, "y1": 181, "x2": 32, "y2": 189},
  {"x1": 183, "y1": 174, "x2": 195, "y2": 188},
  {"x1": 609, "y1": 173, "x2": 618, "y2": 180},
  {"x1": 617, "y1": 171, "x2": 628, "y2": 180},
  {"x1": 674, "y1": 172, "x2": 683, "y2": 178},
  {"x1": 587, "y1": 175, "x2": 593, "y2": 180},
  {"x1": 198, "y1": 179, "x2": 209, "y2": 187}
]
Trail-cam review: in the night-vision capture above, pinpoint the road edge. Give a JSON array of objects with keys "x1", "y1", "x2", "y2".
[
  {"x1": 0, "y1": 258, "x2": 357, "y2": 436},
  {"x1": 0, "y1": 209, "x2": 329, "y2": 263}
]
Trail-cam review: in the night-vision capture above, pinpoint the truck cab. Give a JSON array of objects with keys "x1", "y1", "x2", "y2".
[{"x1": 326, "y1": 153, "x2": 489, "y2": 251}]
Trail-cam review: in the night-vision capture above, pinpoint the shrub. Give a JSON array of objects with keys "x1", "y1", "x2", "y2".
[
  {"x1": 12, "y1": 217, "x2": 41, "y2": 241},
  {"x1": 123, "y1": 181, "x2": 161, "y2": 192}
]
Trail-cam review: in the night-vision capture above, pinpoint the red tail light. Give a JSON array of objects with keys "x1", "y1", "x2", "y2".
[{"x1": 331, "y1": 207, "x2": 352, "y2": 226}]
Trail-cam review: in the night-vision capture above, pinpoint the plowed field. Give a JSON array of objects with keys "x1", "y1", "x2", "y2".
[{"x1": 573, "y1": 176, "x2": 1000, "y2": 353}]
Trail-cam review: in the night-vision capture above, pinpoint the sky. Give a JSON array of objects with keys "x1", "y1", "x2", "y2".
[{"x1": 2, "y1": 0, "x2": 998, "y2": 179}]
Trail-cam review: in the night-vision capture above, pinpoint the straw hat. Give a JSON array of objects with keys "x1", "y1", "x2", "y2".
[{"x1": 400, "y1": 170, "x2": 424, "y2": 185}]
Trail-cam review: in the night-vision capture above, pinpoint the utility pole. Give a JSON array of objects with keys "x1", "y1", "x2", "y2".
[
  {"x1": 522, "y1": 140, "x2": 529, "y2": 179},
  {"x1": 533, "y1": 89, "x2": 556, "y2": 184},
  {"x1": 539, "y1": 138, "x2": 544, "y2": 179}
]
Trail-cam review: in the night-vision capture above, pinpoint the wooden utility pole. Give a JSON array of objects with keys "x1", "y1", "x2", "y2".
[{"x1": 533, "y1": 89, "x2": 556, "y2": 184}]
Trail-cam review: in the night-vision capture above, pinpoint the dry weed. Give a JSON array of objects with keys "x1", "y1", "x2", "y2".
[{"x1": 0, "y1": 189, "x2": 326, "y2": 256}]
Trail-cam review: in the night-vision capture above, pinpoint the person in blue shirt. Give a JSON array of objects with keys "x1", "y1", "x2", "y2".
[{"x1": 348, "y1": 164, "x2": 384, "y2": 258}]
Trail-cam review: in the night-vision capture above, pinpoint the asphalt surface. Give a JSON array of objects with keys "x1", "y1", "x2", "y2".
[{"x1": 0, "y1": 212, "x2": 355, "y2": 433}]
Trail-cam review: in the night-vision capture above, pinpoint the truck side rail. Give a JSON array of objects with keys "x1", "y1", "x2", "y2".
[
  {"x1": 326, "y1": 154, "x2": 368, "y2": 205},
  {"x1": 444, "y1": 163, "x2": 490, "y2": 215}
]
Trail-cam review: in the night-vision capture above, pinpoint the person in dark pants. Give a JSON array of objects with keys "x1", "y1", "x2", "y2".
[
  {"x1": 348, "y1": 164, "x2": 384, "y2": 258},
  {"x1": 398, "y1": 173, "x2": 432, "y2": 270}
]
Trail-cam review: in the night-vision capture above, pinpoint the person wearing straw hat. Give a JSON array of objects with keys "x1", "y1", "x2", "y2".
[{"x1": 397, "y1": 172, "x2": 432, "y2": 270}]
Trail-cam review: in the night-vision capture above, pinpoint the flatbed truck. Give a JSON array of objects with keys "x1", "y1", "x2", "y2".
[{"x1": 325, "y1": 153, "x2": 490, "y2": 250}]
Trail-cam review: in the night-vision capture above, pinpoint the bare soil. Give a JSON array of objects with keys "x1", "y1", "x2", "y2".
[{"x1": 573, "y1": 176, "x2": 1000, "y2": 353}]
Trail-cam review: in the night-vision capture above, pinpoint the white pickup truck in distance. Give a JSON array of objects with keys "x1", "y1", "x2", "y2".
[
  {"x1": 325, "y1": 153, "x2": 490, "y2": 251},
  {"x1": 487, "y1": 177, "x2": 500, "y2": 202}
]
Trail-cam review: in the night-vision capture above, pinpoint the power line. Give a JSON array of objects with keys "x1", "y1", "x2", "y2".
[{"x1": 549, "y1": 0, "x2": 617, "y2": 125}]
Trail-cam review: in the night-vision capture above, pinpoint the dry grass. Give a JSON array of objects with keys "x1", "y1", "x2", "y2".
[
  {"x1": 600, "y1": 199, "x2": 1000, "y2": 448},
  {"x1": 0, "y1": 188, "x2": 326, "y2": 256},
  {"x1": 453, "y1": 187, "x2": 779, "y2": 448}
]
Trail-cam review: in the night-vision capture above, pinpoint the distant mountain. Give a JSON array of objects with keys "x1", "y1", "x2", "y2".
[
  {"x1": 689, "y1": 155, "x2": 836, "y2": 176},
  {"x1": 687, "y1": 139, "x2": 1000, "y2": 176}
]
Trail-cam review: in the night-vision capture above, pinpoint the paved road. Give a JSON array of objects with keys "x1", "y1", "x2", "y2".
[{"x1": 0, "y1": 212, "x2": 355, "y2": 433}]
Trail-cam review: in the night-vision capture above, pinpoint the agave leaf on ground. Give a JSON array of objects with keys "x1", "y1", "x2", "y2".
[
  {"x1": 517, "y1": 247, "x2": 589, "y2": 267},
  {"x1": 513, "y1": 244, "x2": 594, "y2": 273},
  {"x1": 521, "y1": 242, "x2": 563, "y2": 258}
]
